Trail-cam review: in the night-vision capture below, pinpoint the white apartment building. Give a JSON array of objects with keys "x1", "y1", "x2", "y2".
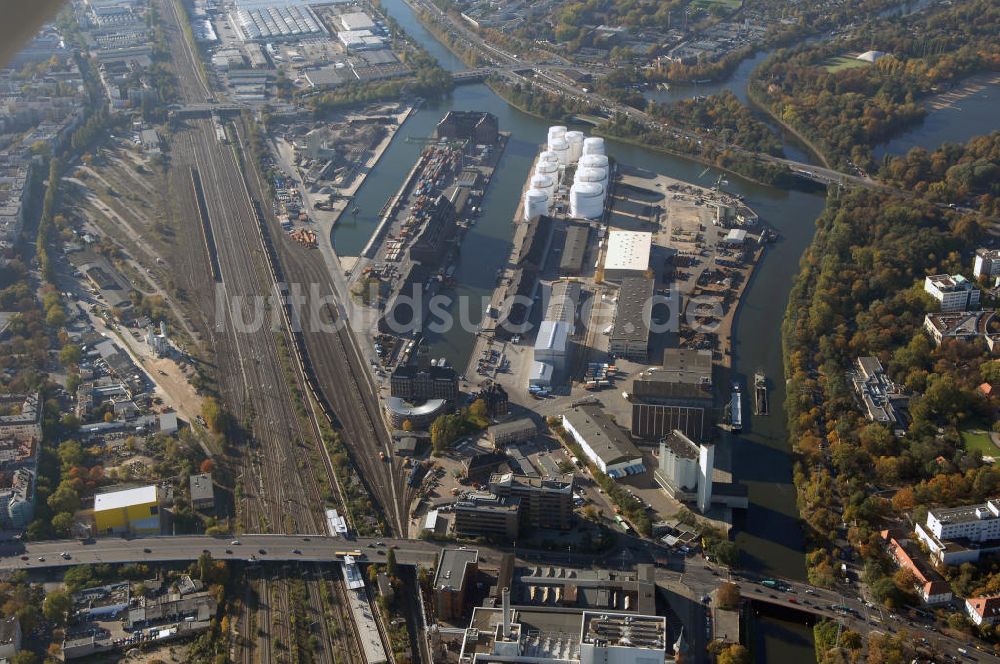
[
  {"x1": 924, "y1": 274, "x2": 981, "y2": 312},
  {"x1": 974, "y1": 248, "x2": 1000, "y2": 279}
]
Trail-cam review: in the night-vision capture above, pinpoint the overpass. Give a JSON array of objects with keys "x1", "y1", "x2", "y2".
[
  {"x1": 451, "y1": 68, "x2": 492, "y2": 84},
  {"x1": 169, "y1": 102, "x2": 246, "y2": 117},
  {"x1": 7, "y1": 534, "x2": 1000, "y2": 661},
  {"x1": 0, "y1": 534, "x2": 441, "y2": 570}
]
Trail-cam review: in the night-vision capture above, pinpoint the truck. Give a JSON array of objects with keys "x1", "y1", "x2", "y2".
[{"x1": 760, "y1": 579, "x2": 780, "y2": 589}]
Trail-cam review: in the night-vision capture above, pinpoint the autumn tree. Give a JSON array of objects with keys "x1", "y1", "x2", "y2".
[{"x1": 716, "y1": 582, "x2": 740, "y2": 610}]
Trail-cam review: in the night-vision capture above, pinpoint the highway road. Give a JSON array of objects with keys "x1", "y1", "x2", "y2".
[
  {"x1": 406, "y1": 0, "x2": 884, "y2": 192},
  {"x1": 9, "y1": 530, "x2": 998, "y2": 661},
  {"x1": 0, "y1": 534, "x2": 439, "y2": 568}
]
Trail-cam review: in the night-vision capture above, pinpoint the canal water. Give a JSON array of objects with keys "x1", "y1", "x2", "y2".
[
  {"x1": 330, "y1": 0, "x2": 995, "y2": 660},
  {"x1": 873, "y1": 79, "x2": 1000, "y2": 161}
]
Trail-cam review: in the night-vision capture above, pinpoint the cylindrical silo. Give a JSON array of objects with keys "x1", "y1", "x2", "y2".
[
  {"x1": 538, "y1": 150, "x2": 559, "y2": 166},
  {"x1": 574, "y1": 166, "x2": 607, "y2": 186},
  {"x1": 523, "y1": 188, "x2": 550, "y2": 221},
  {"x1": 535, "y1": 159, "x2": 558, "y2": 179},
  {"x1": 547, "y1": 125, "x2": 567, "y2": 142},
  {"x1": 530, "y1": 173, "x2": 556, "y2": 198},
  {"x1": 579, "y1": 154, "x2": 609, "y2": 170},
  {"x1": 564, "y1": 130, "x2": 585, "y2": 164},
  {"x1": 582, "y1": 136, "x2": 605, "y2": 157},
  {"x1": 569, "y1": 181, "x2": 604, "y2": 219},
  {"x1": 548, "y1": 137, "x2": 570, "y2": 165}
]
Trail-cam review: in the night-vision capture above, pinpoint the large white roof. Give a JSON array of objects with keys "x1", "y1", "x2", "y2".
[
  {"x1": 94, "y1": 485, "x2": 157, "y2": 511},
  {"x1": 534, "y1": 320, "x2": 569, "y2": 353},
  {"x1": 605, "y1": 230, "x2": 651, "y2": 273}
]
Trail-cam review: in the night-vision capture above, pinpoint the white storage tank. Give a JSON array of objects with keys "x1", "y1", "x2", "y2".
[
  {"x1": 569, "y1": 181, "x2": 604, "y2": 219},
  {"x1": 547, "y1": 125, "x2": 567, "y2": 142},
  {"x1": 535, "y1": 159, "x2": 559, "y2": 178},
  {"x1": 530, "y1": 173, "x2": 556, "y2": 198},
  {"x1": 548, "y1": 137, "x2": 570, "y2": 165},
  {"x1": 574, "y1": 166, "x2": 607, "y2": 186},
  {"x1": 582, "y1": 136, "x2": 605, "y2": 157},
  {"x1": 523, "y1": 188, "x2": 550, "y2": 221},
  {"x1": 564, "y1": 130, "x2": 585, "y2": 164},
  {"x1": 579, "y1": 154, "x2": 609, "y2": 170},
  {"x1": 538, "y1": 150, "x2": 559, "y2": 165}
]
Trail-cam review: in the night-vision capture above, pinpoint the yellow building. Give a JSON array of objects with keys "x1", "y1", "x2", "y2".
[{"x1": 93, "y1": 485, "x2": 161, "y2": 535}]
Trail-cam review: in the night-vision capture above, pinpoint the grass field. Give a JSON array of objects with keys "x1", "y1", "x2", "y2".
[
  {"x1": 690, "y1": 0, "x2": 742, "y2": 11},
  {"x1": 823, "y1": 56, "x2": 870, "y2": 72},
  {"x1": 961, "y1": 428, "x2": 998, "y2": 456}
]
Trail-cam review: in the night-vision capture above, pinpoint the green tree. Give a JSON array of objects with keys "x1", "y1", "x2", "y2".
[
  {"x1": 386, "y1": 548, "x2": 397, "y2": 577},
  {"x1": 57, "y1": 439, "x2": 84, "y2": 470},
  {"x1": 42, "y1": 589, "x2": 72, "y2": 625},
  {"x1": 47, "y1": 485, "x2": 80, "y2": 515},
  {"x1": 51, "y1": 512, "x2": 74, "y2": 536},
  {"x1": 469, "y1": 399, "x2": 487, "y2": 420},
  {"x1": 59, "y1": 344, "x2": 82, "y2": 367}
]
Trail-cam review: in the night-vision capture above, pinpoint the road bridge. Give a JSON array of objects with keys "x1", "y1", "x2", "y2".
[
  {"x1": 7, "y1": 533, "x2": 1000, "y2": 660},
  {"x1": 0, "y1": 534, "x2": 440, "y2": 570},
  {"x1": 169, "y1": 102, "x2": 245, "y2": 117},
  {"x1": 451, "y1": 68, "x2": 492, "y2": 84}
]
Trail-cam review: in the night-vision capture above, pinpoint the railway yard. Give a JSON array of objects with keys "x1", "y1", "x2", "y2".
[{"x1": 89, "y1": 0, "x2": 412, "y2": 661}]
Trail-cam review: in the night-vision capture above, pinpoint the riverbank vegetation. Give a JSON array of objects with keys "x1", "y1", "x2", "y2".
[
  {"x1": 649, "y1": 90, "x2": 784, "y2": 157},
  {"x1": 880, "y1": 131, "x2": 1000, "y2": 217},
  {"x1": 750, "y1": 0, "x2": 1000, "y2": 170},
  {"x1": 489, "y1": 78, "x2": 795, "y2": 186},
  {"x1": 598, "y1": 114, "x2": 794, "y2": 186},
  {"x1": 814, "y1": 619, "x2": 914, "y2": 662},
  {"x1": 782, "y1": 125, "x2": 1000, "y2": 608}
]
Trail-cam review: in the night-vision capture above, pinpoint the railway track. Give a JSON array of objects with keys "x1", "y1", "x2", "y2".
[
  {"x1": 233, "y1": 122, "x2": 411, "y2": 538},
  {"x1": 171, "y1": 116, "x2": 369, "y2": 664},
  {"x1": 152, "y1": 2, "x2": 403, "y2": 660}
]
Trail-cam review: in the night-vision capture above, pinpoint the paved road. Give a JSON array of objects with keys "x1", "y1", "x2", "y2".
[
  {"x1": 0, "y1": 534, "x2": 439, "y2": 569},
  {"x1": 8, "y1": 532, "x2": 1000, "y2": 660}
]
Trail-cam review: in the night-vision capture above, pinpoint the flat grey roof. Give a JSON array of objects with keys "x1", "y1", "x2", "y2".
[
  {"x1": 435, "y1": 548, "x2": 479, "y2": 591},
  {"x1": 611, "y1": 276, "x2": 653, "y2": 344},
  {"x1": 564, "y1": 403, "x2": 642, "y2": 466},
  {"x1": 189, "y1": 473, "x2": 214, "y2": 502},
  {"x1": 559, "y1": 223, "x2": 589, "y2": 273},
  {"x1": 488, "y1": 417, "x2": 536, "y2": 437},
  {"x1": 662, "y1": 348, "x2": 712, "y2": 380}
]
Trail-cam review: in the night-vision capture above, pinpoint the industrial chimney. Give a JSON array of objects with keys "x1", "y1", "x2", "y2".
[{"x1": 502, "y1": 587, "x2": 511, "y2": 639}]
